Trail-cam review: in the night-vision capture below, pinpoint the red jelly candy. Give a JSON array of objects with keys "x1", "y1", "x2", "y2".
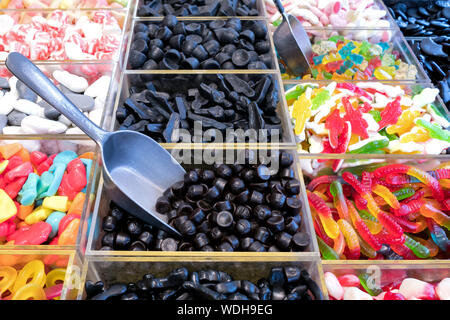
[
  {"x1": 325, "y1": 109, "x2": 344, "y2": 149},
  {"x1": 5, "y1": 156, "x2": 23, "y2": 173},
  {"x1": 0, "y1": 220, "x2": 16, "y2": 237},
  {"x1": 4, "y1": 162, "x2": 33, "y2": 183},
  {"x1": 384, "y1": 291, "x2": 406, "y2": 300},
  {"x1": 58, "y1": 213, "x2": 79, "y2": 235},
  {"x1": 4, "y1": 176, "x2": 27, "y2": 199},
  {"x1": 342, "y1": 97, "x2": 369, "y2": 139},
  {"x1": 57, "y1": 158, "x2": 87, "y2": 200},
  {"x1": 378, "y1": 96, "x2": 402, "y2": 130},
  {"x1": 9, "y1": 221, "x2": 52, "y2": 245},
  {"x1": 30, "y1": 151, "x2": 47, "y2": 166},
  {"x1": 37, "y1": 154, "x2": 56, "y2": 175}
]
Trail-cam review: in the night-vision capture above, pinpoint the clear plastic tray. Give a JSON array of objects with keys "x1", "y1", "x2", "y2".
[
  {"x1": 280, "y1": 27, "x2": 428, "y2": 83},
  {"x1": 85, "y1": 148, "x2": 319, "y2": 257},
  {"x1": 0, "y1": 137, "x2": 100, "y2": 251},
  {"x1": 78, "y1": 255, "x2": 326, "y2": 300},
  {"x1": 135, "y1": 0, "x2": 268, "y2": 18},
  {"x1": 104, "y1": 71, "x2": 296, "y2": 148}
]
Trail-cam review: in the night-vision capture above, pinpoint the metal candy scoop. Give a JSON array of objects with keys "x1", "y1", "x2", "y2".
[
  {"x1": 6, "y1": 52, "x2": 184, "y2": 237},
  {"x1": 272, "y1": 0, "x2": 313, "y2": 77}
]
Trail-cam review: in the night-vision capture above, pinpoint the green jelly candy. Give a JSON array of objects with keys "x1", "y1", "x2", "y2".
[
  {"x1": 369, "y1": 110, "x2": 381, "y2": 122},
  {"x1": 311, "y1": 68, "x2": 319, "y2": 79},
  {"x1": 379, "y1": 128, "x2": 398, "y2": 141},
  {"x1": 317, "y1": 236, "x2": 339, "y2": 260},
  {"x1": 393, "y1": 188, "x2": 415, "y2": 201},
  {"x1": 416, "y1": 119, "x2": 450, "y2": 142},
  {"x1": 311, "y1": 89, "x2": 330, "y2": 110},
  {"x1": 404, "y1": 234, "x2": 430, "y2": 259},
  {"x1": 348, "y1": 139, "x2": 389, "y2": 154},
  {"x1": 358, "y1": 273, "x2": 382, "y2": 296},
  {"x1": 328, "y1": 35, "x2": 344, "y2": 43}
]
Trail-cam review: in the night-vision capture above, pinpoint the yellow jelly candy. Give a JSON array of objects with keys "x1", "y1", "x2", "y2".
[
  {"x1": 13, "y1": 260, "x2": 46, "y2": 293},
  {"x1": 0, "y1": 266, "x2": 17, "y2": 295},
  {"x1": 45, "y1": 268, "x2": 66, "y2": 287},
  {"x1": 0, "y1": 189, "x2": 18, "y2": 224},
  {"x1": 25, "y1": 206, "x2": 53, "y2": 225},
  {"x1": 322, "y1": 52, "x2": 341, "y2": 64},
  {"x1": 374, "y1": 66, "x2": 395, "y2": 80},
  {"x1": 11, "y1": 283, "x2": 47, "y2": 300},
  {"x1": 292, "y1": 94, "x2": 311, "y2": 135},
  {"x1": 42, "y1": 196, "x2": 69, "y2": 212},
  {"x1": 0, "y1": 160, "x2": 8, "y2": 174},
  {"x1": 400, "y1": 126, "x2": 430, "y2": 143},
  {"x1": 386, "y1": 110, "x2": 420, "y2": 135}
]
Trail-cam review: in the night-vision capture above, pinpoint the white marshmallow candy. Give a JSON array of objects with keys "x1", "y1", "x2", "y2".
[
  {"x1": 2, "y1": 126, "x2": 25, "y2": 134},
  {"x1": 21, "y1": 116, "x2": 68, "y2": 134},
  {"x1": 324, "y1": 272, "x2": 344, "y2": 300},
  {"x1": 436, "y1": 278, "x2": 450, "y2": 300},
  {"x1": 398, "y1": 278, "x2": 436, "y2": 300},
  {"x1": 53, "y1": 70, "x2": 89, "y2": 93},
  {"x1": 343, "y1": 287, "x2": 373, "y2": 300}
]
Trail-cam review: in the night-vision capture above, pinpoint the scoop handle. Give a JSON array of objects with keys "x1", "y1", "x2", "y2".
[
  {"x1": 273, "y1": 0, "x2": 285, "y2": 14},
  {"x1": 5, "y1": 52, "x2": 107, "y2": 144}
]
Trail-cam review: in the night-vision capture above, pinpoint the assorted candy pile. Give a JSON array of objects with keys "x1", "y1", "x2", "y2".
[
  {"x1": 306, "y1": 162, "x2": 450, "y2": 260},
  {"x1": 116, "y1": 74, "x2": 281, "y2": 143},
  {"x1": 0, "y1": 10, "x2": 122, "y2": 61},
  {"x1": 138, "y1": 0, "x2": 259, "y2": 17},
  {"x1": 0, "y1": 0, "x2": 126, "y2": 9},
  {"x1": 0, "y1": 260, "x2": 66, "y2": 300},
  {"x1": 265, "y1": 0, "x2": 390, "y2": 29},
  {"x1": 286, "y1": 82, "x2": 449, "y2": 159},
  {"x1": 0, "y1": 73, "x2": 110, "y2": 134},
  {"x1": 282, "y1": 37, "x2": 418, "y2": 80},
  {"x1": 324, "y1": 272, "x2": 450, "y2": 300},
  {"x1": 0, "y1": 142, "x2": 93, "y2": 246},
  {"x1": 85, "y1": 266, "x2": 323, "y2": 300}
]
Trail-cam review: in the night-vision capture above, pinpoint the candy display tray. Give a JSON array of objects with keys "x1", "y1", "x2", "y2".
[
  {"x1": 0, "y1": 8, "x2": 130, "y2": 63},
  {"x1": 280, "y1": 27, "x2": 429, "y2": 84},
  {"x1": 0, "y1": 60, "x2": 118, "y2": 137},
  {"x1": 1, "y1": 0, "x2": 449, "y2": 301},
  {"x1": 84, "y1": 148, "x2": 319, "y2": 257},
  {"x1": 134, "y1": 0, "x2": 269, "y2": 18},
  {"x1": 76, "y1": 255, "x2": 326, "y2": 300},
  {"x1": 122, "y1": 16, "x2": 279, "y2": 72},
  {"x1": 103, "y1": 71, "x2": 296, "y2": 149},
  {"x1": 0, "y1": 137, "x2": 101, "y2": 251}
]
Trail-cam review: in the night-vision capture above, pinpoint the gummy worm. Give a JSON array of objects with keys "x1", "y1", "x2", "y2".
[
  {"x1": 394, "y1": 199, "x2": 424, "y2": 217},
  {"x1": 307, "y1": 175, "x2": 339, "y2": 191},
  {"x1": 426, "y1": 218, "x2": 449, "y2": 252},
  {"x1": 372, "y1": 184, "x2": 400, "y2": 209},
  {"x1": 337, "y1": 219, "x2": 360, "y2": 259},
  {"x1": 329, "y1": 180, "x2": 349, "y2": 221},
  {"x1": 375, "y1": 229, "x2": 405, "y2": 245},
  {"x1": 392, "y1": 188, "x2": 415, "y2": 201},
  {"x1": 358, "y1": 273, "x2": 382, "y2": 296},
  {"x1": 342, "y1": 172, "x2": 404, "y2": 237},
  {"x1": 361, "y1": 171, "x2": 372, "y2": 190},
  {"x1": 307, "y1": 191, "x2": 340, "y2": 239},
  {"x1": 410, "y1": 236, "x2": 439, "y2": 258},
  {"x1": 357, "y1": 234, "x2": 377, "y2": 259},
  {"x1": 333, "y1": 231, "x2": 346, "y2": 257},
  {"x1": 311, "y1": 207, "x2": 334, "y2": 247},
  {"x1": 403, "y1": 189, "x2": 425, "y2": 204},
  {"x1": 317, "y1": 236, "x2": 339, "y2": 260},
  {"x1": 373, "y1": 164, "x2": 444, "y2": 201},
  {"x1": 419, "y1": 202, "x2": 450, "y2": 231},
  {"x1": 404, "y1": 234, "x2": 430, "y2": 259},
  {"x1": 390, "y1": 215, "x2": 427, "y2": 234},
  {"x1": 390, "y1": 243, "x2": 417, "y2": 260},
  {"x1": 347, "y1": 199, "x2": 381, "y2": 251}
]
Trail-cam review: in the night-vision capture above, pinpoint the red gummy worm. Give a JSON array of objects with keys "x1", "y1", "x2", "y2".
[
  {"x1": 342, "y1": 172, "x2": 367, "y2": 194},
  {"x1": 361, "y1": 171, "x2": 372, "y2": 190},
  {"x1": 394, "y1": 199, "x2": 424, "y2": 216},
  {"x1": 372, "y1": 164, "x2": 410, "y2": 179},
  {"x1": 307, "y1": 192, "x2": 333, "y2": 219},
  {"x1": 386, "y1": 174, "x2": 411, "y2": 185},
  {"x1": 375, "y1": 229, "x2": 405, "y2": 245},
  {"x1": 307, "y1": 175, "x2": 338, "y2": 191}
]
